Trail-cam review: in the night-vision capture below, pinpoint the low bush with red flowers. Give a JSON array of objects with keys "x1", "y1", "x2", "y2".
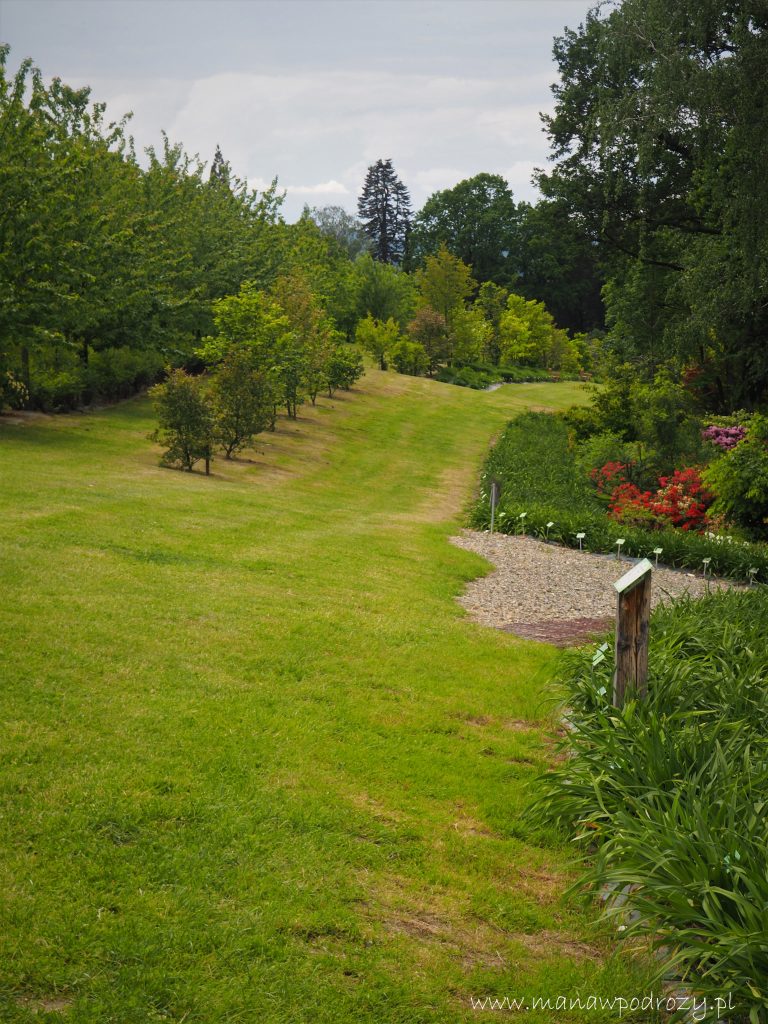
[
  {"x1": 590, "y1": 460, "x2": 630, "y2": 500},
  {"x1": 605, "y1": 466, "x2": 714, "y2": 532}
]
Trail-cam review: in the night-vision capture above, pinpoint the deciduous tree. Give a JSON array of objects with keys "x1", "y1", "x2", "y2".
[
  {"x1": 325, "y1": 346, "x2": 365, "y2": 396},
  {"x1": 391, "y1": 340, "x2": 429, "y2": 376},
  {"x1": 150, "y1": 369, "x2": 213, "y2": 473},
  {"x1": 406, "y1": 307, "x2": 448, "y2": 374},
  {"x1": 414, "y1": 245, "x2": 475, "y2": 327},
  {"x1": 352, "y1": 253, "x2": 415, "y2": 326},
  {"x1": 355, "y1": 315, "x2": 401, "y2": 371},
  {"x1": 308, "y1": 205, "x2": 371, "y2": 260},
  {"x1": 273, "y1": 269, "x2": 339, "y2": 406},
  {"x1": 498, "y1": 294, "x2": 580, "y2": 372},
  {"x1": 541, "y1": 1, "x2": 768, "y2": 407},
  {"x1": 409, "y1": 173, "x2": 518, "y2": 283},
  {"x1": 209, "y1": 347, "x2": 275, "y2": 458}
]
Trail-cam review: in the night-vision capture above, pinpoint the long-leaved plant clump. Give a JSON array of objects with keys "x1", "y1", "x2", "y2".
[
  {"x1": 480, "y1": 411, "x2": 596, "y2": 509},
  {"x1": 533, "y1": 589, "x2": 768, "y2": 1020}
]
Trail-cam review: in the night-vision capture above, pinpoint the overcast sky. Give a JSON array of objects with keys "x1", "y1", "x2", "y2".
[{"x1": 0, "y1": 0, "x2": 591, "y2": 220}]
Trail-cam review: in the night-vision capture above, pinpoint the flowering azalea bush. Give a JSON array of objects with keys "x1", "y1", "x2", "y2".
[
  {"x1": 607, "y1": 481, "x2": 656, "y2": 527},
  {"x1": 590, "y1": 460, "x2": 631, "y2": 499},
  {"x1": 701, "y1": 424, "x2": 746, "y2": 451},
  {"x1": 654, "y1": 468, "x2": 714, "y2": 530},
  {"x1": 602, "y1": 465, "x2": 713, "y2": 531},
  {"x1": 703, "y1": 414, "x2": 768, "y2": 539}
]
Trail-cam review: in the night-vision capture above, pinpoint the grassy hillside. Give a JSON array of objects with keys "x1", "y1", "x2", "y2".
[{"x1": 0, "y1": 374, "x2": 653, "y2": 1022}]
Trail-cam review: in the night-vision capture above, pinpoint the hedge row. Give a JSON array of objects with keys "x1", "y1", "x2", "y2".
[
  {"x1": 437, "y1": 363, "x2": 581, "y2": 390},
  {"x1": 28, "y1": 348, "x2": 165, "y2": 412}
]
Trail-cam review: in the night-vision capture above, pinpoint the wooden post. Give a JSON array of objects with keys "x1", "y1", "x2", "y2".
[
  {"x1": 613, "y1": 558, "x2": 652, "y2": 707},
  {"x1": 489, "y1": 480, "x2": 500, "y2": 534}
]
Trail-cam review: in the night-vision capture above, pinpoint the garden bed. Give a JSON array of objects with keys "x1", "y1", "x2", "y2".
[
  {"x1": 470, "y1": 411, "x2": 768, "y2": 583},
  {"x1": 452, "y1": 529, "x2": 738, "y2": 644}
]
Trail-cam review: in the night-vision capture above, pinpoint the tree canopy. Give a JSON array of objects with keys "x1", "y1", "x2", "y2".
[
  {"x1": 307, "y1": 205, "x2": 371, "y2": 260},
  {"x1": 540, "y1": 0, "x2": 768, "y2": 408},
  {"x1": 414, "y1": 245, "x2": 476, "y2": 327},
  {"x1": 408, "y1": 173, "x2": 518, "y2": 285},
  {"x1": 13, "y1": 15, "x2": 766, "y2": 412}
]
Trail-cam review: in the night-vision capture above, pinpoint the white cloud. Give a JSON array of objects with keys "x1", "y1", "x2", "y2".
[
  {"x1": 411, "y1": 167, "x2": 467, "y2": 194},
  {"x1": 86, "y1": 69, "x2": 557, "y2": 219},
  {"x1": 283, "y1": 180, "x2": 350, "y2": 196}
]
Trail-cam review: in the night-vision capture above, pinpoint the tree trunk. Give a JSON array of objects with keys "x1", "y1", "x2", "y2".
[{"x1": 20, "y1": 346, "x2": 31, "y2": 393}]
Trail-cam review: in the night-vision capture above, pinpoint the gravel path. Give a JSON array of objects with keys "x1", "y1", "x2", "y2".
[{"x1": 451, "y1": 529, "x2": 740, "y2": 644}]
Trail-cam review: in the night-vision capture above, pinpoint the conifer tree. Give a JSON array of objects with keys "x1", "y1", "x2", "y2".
[
  {"x1": 208, "y1": 144, "x2": 231, "y2": 187},
  {"x1": 357, "y1": 159, "x2": 412, "y2": 266}
]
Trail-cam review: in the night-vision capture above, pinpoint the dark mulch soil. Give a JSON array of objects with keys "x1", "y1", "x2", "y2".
[{"x1": 501, "y1": 617, "x2": 613, "y2": 647}]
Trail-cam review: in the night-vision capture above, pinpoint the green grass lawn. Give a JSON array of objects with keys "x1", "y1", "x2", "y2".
[{"x1": 0, "y1": 373, "x2": 655, "y2": 1022}]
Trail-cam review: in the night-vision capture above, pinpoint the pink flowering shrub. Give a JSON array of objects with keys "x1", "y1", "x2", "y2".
[{"x1": 702, "y1": 425, "x2": 746, "y2": 451}]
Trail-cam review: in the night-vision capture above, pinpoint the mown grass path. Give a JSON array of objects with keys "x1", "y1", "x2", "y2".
[{"x1": 0, "y1": 373, "x2": 652, "y2": 1022}]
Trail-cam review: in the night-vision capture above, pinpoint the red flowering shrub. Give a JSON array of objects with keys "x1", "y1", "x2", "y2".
[
  {"x1": 652, "y1": 469, "x2": 713, "y2": 531},
  {"x1": 591, "y1": 461, "x2": 631, "y2": 500},
  {"x1": 600, "y1": 464, "x2": 713, "y2": 532},
  {"x1": 608, "y1": 481, "x2": 660, "y2": 529}
]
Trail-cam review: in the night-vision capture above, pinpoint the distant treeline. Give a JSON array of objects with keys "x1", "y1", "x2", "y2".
[
  {"x1": 0, "y1": 44, "x2": 607, "y2": 413},
  {"x1": 13, "y1": 3, "x2": 762, "y2": 417}
]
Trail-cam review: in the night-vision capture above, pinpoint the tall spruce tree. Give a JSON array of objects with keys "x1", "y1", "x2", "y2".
[
  {"x1": 208, "y1": 144, "x2": 231, "y2": 187},
  {"x1": 357, "y1": 159, "x2": 412, "y2": 265}
]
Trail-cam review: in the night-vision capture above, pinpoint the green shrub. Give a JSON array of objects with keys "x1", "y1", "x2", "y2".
[
  {"x1": 150, "y1": 368, "x2": 214, "y2": 473},
  {"x1": 704, "y1": 414, "x2": 768, "y2": 539},
  {"x1": 565, "y1": 366, "x2": 705, "y2": 479},
  {"x1": 86, "y1": 348, "x2": 164, "y2": 402},
  {"x1": 562, "y1": 401, "x2": 602, "y2": 440},
  {"x1": 391, "y1": 339, "x2": 429, "y2": 376},
  {"x1": 325, "y1": 345, "x2": 364, "y2": 395},
  {"x1": 435, "y1": 363, "x2": 577, "y2": 390},
  {"x1": 30, "y1": 368, "x2": 85, "y2": 412},
  {"x1": 533, "y1": 589, "x2": 768, "y2": 1016},
  {"x1": 497, "y1": 364, "x2": 567, "y2": 382},
  {"x1": 209, "y1": 348, "x2": 276, "y2": 458},
  {"x1": 27, "y1": 348, "x2": 164, "y2": 410},
  {"x1": 574, "y1": 431, "x2": 632, "y2": 482},
  {"x1": 634, "y1": 370, "x2": 705, "y2": 472},
  {"x1": 436, "y1": 365, "x2": 496, "y2": 389}
]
